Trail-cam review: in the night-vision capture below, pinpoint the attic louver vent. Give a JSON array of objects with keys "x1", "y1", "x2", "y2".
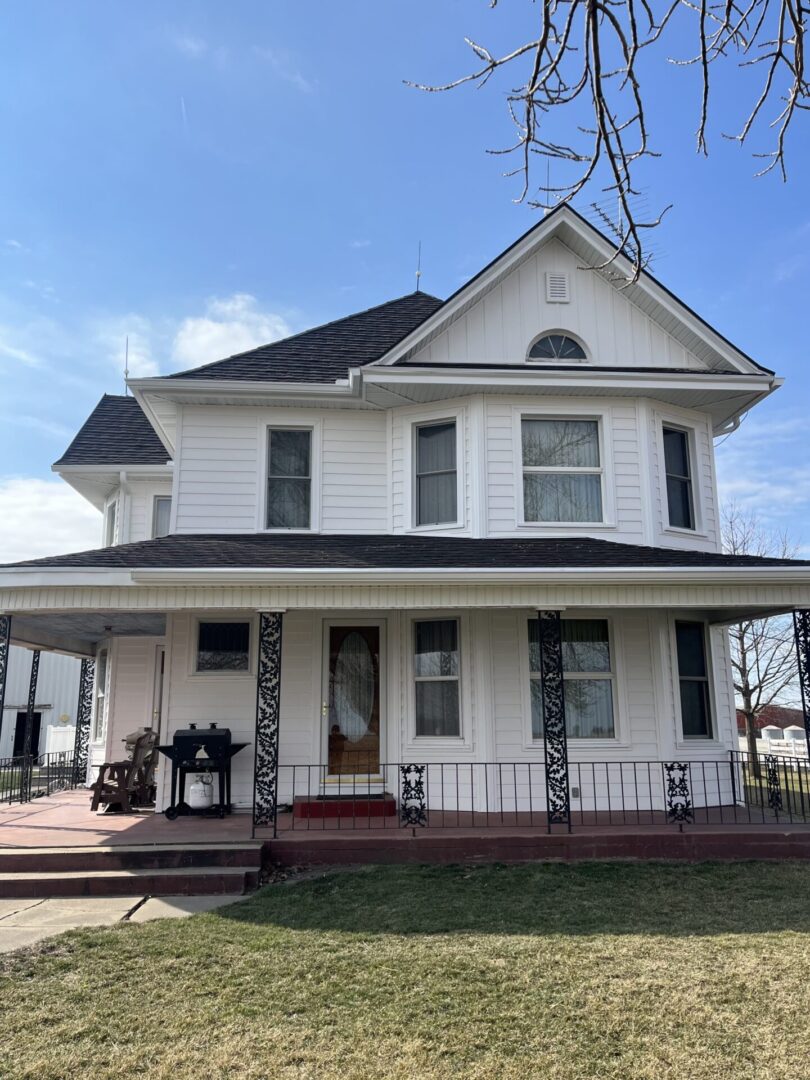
[{"x1": 545, "y1": 272, "x2": 570, "y2": 303}]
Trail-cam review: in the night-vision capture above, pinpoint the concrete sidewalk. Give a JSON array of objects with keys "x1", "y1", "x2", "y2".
[{"x1": 0, "y1": 894, "x2": 241, "y2": 953}]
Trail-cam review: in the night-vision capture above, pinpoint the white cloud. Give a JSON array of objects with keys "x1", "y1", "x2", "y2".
[
  {"x1": 716, "y1": 414, "x2": 810, "y2": 541},
  {"x1": 0, "y1": 330, "x2": 41, "y2": 367},
  {"x1": 350, "y1": 240, "x2": 371, "y2": 249},
  {"x1": 253, "y1": 46, "x2": 315, "y2": 93},
  {"x1": 91, "y1": 314, "x2": 160, "y2": 378},
  {"x1": 0, "y1": 478, "x2": 100, "y2": 563},
  {"x1": 0, "y1": 415, "x2": 73, "y2": 440},
  {"x1": 174, "y1": 35, "x2": 208, "y2": 58},
  {"x1": 5, "y1": 239, "x2": 23, "y2": 250},
  {"x1": 172, "y1": 293, "x2": 292, "y2": 367}
]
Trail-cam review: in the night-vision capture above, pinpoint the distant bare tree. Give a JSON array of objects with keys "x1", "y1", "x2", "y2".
[
  {"x1": 411, "y1": 0, "x2": 808, "y2": 281},
  {"x1": 723, "y1": 504, "x2": 799, "y2": 772}
]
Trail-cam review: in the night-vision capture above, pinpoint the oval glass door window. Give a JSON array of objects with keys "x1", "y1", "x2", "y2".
[{"x1": 332, "y1": 631, "x2": 375, "y2": 742}]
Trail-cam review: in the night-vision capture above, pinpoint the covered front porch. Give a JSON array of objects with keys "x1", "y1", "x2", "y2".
[{"x1": 2, "y1": 579, "x2": 810, "y2": 853}]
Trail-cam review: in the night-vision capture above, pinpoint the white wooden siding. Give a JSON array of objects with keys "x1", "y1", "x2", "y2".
[
  {"x1": 407, "y1": 237, "x2": 710, "y2": 371},
  {"x1": 174, "y1": 406, "x2": 389, "y2": 535}
]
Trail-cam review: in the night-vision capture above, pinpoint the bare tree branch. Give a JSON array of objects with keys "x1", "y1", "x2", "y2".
[{"x1": 410, "y1": 0, "x2": 808, "y2": 281}]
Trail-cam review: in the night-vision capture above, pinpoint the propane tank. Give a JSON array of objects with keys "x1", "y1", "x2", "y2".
[{"x1": 188, "y1": 773, "x2": 214, "y2": 810}]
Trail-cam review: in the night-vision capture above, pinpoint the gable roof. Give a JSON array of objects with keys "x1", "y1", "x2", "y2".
[
  {"x1": 164, "y1": 291, "x2": 443, "y2": 384},
  {"x1": 374, "y1": 204, "x2": 773, "y2": 378},
  {"x1": 6, "y1": 532, "x2": 808, "y2": 571},
  {"x1": 53, "y1": 395, "x2": 170, "y2": 469}
]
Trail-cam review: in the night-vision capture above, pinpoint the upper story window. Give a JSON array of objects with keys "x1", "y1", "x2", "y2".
[
  {"x1": 266, "y1": 428, "x2": 312, "y2": 530},
  {"x1": 663, "y1": 426, "x2": 695, "y2": 530},
  {"x1": 527, "y1": 333, "x2": 586, "y2": 362},
  {"x1": 152, "y1": 496, "x2": 172, "y2": 538},
  {"x1": 103, "y1": 501, "x2": 118, "y2": 548},
  {"x1": 414, "y1": 420, "x2": 458, "y2": 526},
  {"x1": 675, "y1": 621, "x2": 712, "y2": 738},
  {"x1": 521, "y1": 418, "x2": 603, "y2": 523}
]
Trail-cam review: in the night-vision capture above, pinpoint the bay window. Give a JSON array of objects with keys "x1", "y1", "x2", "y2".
[
  {"x1": 266, "y1": 428, "x2": 312, "y2": 530},
  {"x1": 413, "y1": 618, "x2": 460, "y2": 737},
  {"x1": 528, "y1": 617, "x2": 615, "y2": 739},
  {"x1": 663, "y1": 426, "x2": 695, "y2": 530},
  {"x1": 522, "y1": 418, "x2": 603, "y2": 523},
  {"x1": 414, "y1": 420, "x2": 458, "y2": 526}
]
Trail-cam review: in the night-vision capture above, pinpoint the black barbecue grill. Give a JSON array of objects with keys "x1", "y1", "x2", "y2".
[{"x1": 157, "y1": 724, "x2": 248, "y2": 819}]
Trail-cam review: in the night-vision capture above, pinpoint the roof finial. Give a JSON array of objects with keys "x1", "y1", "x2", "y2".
[
  {"x1": 124, "y1": 335, "x2": 129, "y2": 395},
  {"x1": 415, "y1": 240, "x2": 422, "y2": 293}
]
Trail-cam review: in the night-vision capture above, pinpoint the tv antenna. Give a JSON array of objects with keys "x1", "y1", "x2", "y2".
[
  {"x1": 124, "y1": 336, "x2": 129, "y2": 394},
  {"x1": 415, "y1": 240, "x2": 422, "y2": 293}
]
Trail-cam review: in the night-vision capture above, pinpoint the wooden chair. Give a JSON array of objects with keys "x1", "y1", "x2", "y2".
[{"x1": 90, "y1": 729, "x2": 158, "y2": 813}]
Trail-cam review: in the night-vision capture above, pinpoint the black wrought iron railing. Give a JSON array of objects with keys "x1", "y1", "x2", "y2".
[
  {"x1": 268, "y1": 752, "x2": 810, "y2": 836},
  {"x1": 0, "y1": 751, "x2": 77, "y2": 807}
]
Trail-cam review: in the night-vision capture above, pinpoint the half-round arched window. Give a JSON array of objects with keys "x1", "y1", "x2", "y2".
[{"x1": 527, "y1": 333, "x2": 587, "y2": 362}]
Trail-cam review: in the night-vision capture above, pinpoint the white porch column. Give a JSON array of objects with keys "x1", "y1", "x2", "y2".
[{"x1": 252, "y1": 610, "x2": 285, "y2": 835}]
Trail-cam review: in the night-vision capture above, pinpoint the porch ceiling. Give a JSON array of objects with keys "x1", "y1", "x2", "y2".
[{"x1": 10, "y1": 612, "x2": 166, "y2": 657}]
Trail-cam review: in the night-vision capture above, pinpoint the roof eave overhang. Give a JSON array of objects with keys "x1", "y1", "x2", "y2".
[
  {"x1": 128, "y1": 372, "x2": 361, "y2": 406},
  {"x1": 1, "y1": 564, "x2": 810, "y2": 590},
  {"x1": 369, "y1": 206, "x2": 771, "y2": 377}
]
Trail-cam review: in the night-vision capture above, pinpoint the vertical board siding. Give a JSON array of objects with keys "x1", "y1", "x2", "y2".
[
  {"x1": 106, "y1": 637, "x2": 158, "y2": 758},
  {"x1": 406, "y1": 239, "x2": 709, "y2": 370}
]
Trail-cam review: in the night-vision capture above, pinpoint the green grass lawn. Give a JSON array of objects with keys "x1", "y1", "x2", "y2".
[{"x1": 2, "y1": 862, "x2": 810, "y2": 1079}]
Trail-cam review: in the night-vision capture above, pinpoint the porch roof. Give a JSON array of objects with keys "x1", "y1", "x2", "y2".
[{"x1": 5, "y1": 532, "x2": 809, "y2": 572}]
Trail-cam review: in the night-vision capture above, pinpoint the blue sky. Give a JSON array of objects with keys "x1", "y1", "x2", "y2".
[{"x1": 0, "y1": 1, "x2": 807, "y2": 559}]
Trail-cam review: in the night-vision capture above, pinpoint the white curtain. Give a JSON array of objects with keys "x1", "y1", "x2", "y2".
[
  {"x1": 522, "y1": 419, "x2": 599, "y2": 467},
  {"x1": 523, "y1": 473, "x2": 602, "y2": 522},
  {"x1": 267, "y1": 429, "x2": 311, "y2": 528},
  {"x1": 416, "y1": 423, "x2": 457, "y2": 524}
]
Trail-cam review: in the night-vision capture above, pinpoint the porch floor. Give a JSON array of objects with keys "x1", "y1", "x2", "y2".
[{"x1": 0, "y1": 791, "x2": 254, "y2": 849}]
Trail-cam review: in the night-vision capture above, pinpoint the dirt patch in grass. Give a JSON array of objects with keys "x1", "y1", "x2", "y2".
[{"x1": 1, "y1": 862, "x2": 809, "y2": 1079}]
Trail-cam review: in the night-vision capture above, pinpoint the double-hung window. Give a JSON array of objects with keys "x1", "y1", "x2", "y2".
[
  {"x1": 152, "y1": 496, "x2": 172, "y2": 538},
  {"x1": 266, "y1": 428, "x2": 312, "y2": 529},
  {"x1": 663, "y1": 426, "x2": 695, "y2": 530},
  {"x1": 413, "y1": 618, "x2": 460, "y2": 737},
  {"x1": 414, "y1": 420, "x2": 457, "y2": 526},
  {"x1": 522, "y1": 418, "x2": 603, "y2": 523},
  {"x1": 528, "y1": 618, "x2": 615, "y2": 739},
  {"x1": 675, "y1": 621, "x2": 712, "y2": 738},
  {"x1": 92, "y1": 648, "x2": 109, "y2": 742}
]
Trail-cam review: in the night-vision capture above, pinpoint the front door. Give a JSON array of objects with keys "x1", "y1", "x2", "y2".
[{"x1": 325, "y1": 624, "x2": 381, "y2": 775}]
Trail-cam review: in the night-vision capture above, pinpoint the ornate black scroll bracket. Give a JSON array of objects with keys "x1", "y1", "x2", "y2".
[
  {"x1": 764, "y1": 754, "x2": 783, "y2": 814},
  {"x1": 400, "y1": 764, "x2": 427, "y2": 829},
  {"x1": 252, "y1": 611, "x2": 283, "y2": 836},
  {"x1": 793, "y1": 610, "x2": 810, "y2": 760},
  {"x1": 72, "y1": 658, "x2": 95, "y2": 785},
  {"x1": 538, "y1": 610, "x2": 570, "y2": 829},
  {"x1": 664, "y1": 762, "x2": 693, "y2": 829}
]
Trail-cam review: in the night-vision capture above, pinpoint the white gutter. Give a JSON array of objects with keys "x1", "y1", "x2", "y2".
[
  {"x1": 362, "y1": 367, "x2": 778, "y2": 391},
  {"x1": 127, "y1": 371, "x2": 362, "y2": 402},
  {"x1": 3, "y1": 563, "x2": 810, "y2": 591}
]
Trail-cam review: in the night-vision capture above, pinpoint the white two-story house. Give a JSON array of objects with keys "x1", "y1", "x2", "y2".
[{"x1": 2, "y1": 205, "x2": 810, "y2": 834}]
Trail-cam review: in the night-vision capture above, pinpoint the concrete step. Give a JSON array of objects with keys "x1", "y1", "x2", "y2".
[
  {"x1": 0, "y1": 842, "x2": 264, "y2": 874},
  {"x1": 0, "y1": 865, "x2": 260, "y2": 899}
]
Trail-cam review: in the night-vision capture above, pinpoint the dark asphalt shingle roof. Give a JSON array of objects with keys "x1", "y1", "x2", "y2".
[
  {"x1": 6, "y1": 533, "x2": 808, "y2": 571},
  {"x1": 53, "y1": 395, "x2": 170, "y2": 468},
  {"x1": 165, "y1": 292, "x2": 443, "y2": 383}
]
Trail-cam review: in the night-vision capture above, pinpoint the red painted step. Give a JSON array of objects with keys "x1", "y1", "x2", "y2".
[{"x1": 293, "y1": 794, "x2": 397, "y2": 819}]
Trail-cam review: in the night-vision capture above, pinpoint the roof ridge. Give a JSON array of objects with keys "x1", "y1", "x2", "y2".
[{"x1": 165, "y1": 291, "x2": 444, "y2": 379}]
